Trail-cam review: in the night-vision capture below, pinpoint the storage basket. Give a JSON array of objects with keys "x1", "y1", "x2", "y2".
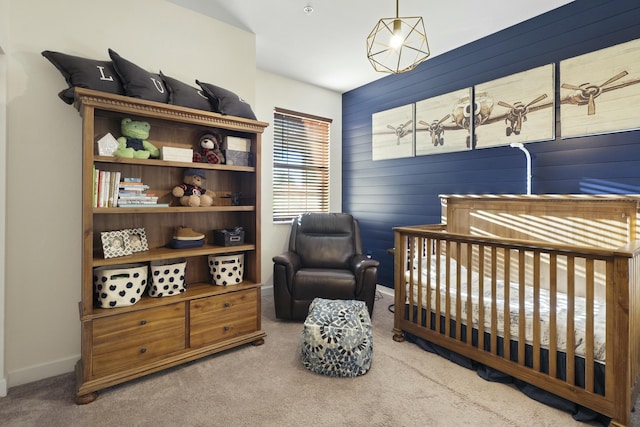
[
  {"x1": 93, "y1": 263, "x2": 148, "y2": 308},
  {"x1": 208, "y1": 253, "x2": 244, "y2": 286},
  {"x1": 213, "y1": 227, "x2": 245, "y2": 246},
  {"x1": 148, "y1": 259, "x2": 187, "y2": 297}
]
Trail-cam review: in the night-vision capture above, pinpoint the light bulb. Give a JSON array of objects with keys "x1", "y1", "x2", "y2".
[
  {"x1": 390, "y1": 34, "x2": 404, "y2": 49},
  {"x1": 390, "y1": 19, "x2": 404, "y2": 50}
]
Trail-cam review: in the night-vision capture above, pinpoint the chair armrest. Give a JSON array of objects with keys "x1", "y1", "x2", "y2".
[
  {"x1": 350, "y1": 254, "x2": 380, "y2": 273},
  {"x1": 273, "y1": 251, "x2": 301, "y2": 292},
  {"x1": 273, "y1": 251, "x2": 301, "y2": 271},
  {"x1": 350, "y1": 254, "x2": 380, "y2": 296}
]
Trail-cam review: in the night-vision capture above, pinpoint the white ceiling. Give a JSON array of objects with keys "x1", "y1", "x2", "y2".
[{"x1": 169, "y1": 0, "x2": 574, "y2": 93}]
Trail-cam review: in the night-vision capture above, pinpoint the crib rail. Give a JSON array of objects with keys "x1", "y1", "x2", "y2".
[{"x1": 393, "y1": 225, "x2": 640, "y2": 425}]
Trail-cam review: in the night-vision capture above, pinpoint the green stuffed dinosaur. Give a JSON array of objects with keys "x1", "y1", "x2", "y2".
[{"x1": 115, "y1": 118, "x2": 160, "y2": 159}]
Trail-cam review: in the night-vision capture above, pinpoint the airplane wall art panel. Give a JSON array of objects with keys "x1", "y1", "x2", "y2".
[
  {"x1": 372, "y1": 104, "x2": 415, "y2": 161},
  {"x1": 474, "y1": 64, "x2": 555, "y2": 149},
  {"x1": 560, "y1": 38, "x2": 640, "y2": 139},
  {"x1": 415, "y1": 88, "x2": 472, "y2": 156}
]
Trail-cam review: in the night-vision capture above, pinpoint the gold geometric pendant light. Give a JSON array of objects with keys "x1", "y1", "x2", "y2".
[{"x1": 366, "y1": 0, "x2": 430, "y2": 73}]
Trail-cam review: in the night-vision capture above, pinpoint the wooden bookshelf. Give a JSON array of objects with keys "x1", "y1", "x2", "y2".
[{"x1": 73, "y1": 88, "x2": 268, "y2": 403}]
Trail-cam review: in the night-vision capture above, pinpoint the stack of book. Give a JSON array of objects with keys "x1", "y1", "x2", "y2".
[
  {"x1": 118, "y1": 178, "x2": 166, "y2": 207},
  {"x1": 93, "y1": 168, "x2": 121, "y2": 208}
]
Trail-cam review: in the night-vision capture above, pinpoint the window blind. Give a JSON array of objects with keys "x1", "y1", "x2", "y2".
[{"x1": 273, "y1": 108, "x2": 331, "y2": 223}]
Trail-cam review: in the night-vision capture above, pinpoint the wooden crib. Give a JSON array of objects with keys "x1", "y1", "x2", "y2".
[{"x1": 392, "y1": 195, "x2": 640, "y2": 427}]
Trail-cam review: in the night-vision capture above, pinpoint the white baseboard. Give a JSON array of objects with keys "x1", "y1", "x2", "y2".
[
  {"x1": 7, "y1": 355, "x2": 77, "y2": 389},
  {"x1": 376, "y1": 284, "x2": 394, "y2": 297},
  {"x1": 0, "y1": 376, "x2": 6, "y2": 397}
]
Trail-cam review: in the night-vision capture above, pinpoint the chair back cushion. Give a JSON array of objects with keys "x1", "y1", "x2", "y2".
[{"x1": 291, "y1": 213, "x2": 356, "y2": 269}]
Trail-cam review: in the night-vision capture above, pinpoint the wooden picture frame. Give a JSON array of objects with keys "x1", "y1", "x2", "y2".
[
  {"x1": 415, "y1": 88, "x2": 472, "y2": 155},
  {"x1": 560, "y1": 38, "x2": 640, "y2": 138},
  {"x1": 372, "y1": 104, "x2": 414, "y2": 160},
  {"x1": 474, "y1": 64, "x2": 555, "y2": 148}
]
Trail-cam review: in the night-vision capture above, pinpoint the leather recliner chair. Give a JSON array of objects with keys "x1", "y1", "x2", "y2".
[{"x1": 272, "y1": 212, "x2": 379, "y2": 320}]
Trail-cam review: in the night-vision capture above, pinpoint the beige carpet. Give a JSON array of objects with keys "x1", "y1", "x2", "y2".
[{"x1": 0, "y1": 288, "x2": 636, "y2": 426}]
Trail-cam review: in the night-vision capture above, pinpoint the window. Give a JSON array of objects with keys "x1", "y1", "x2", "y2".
[{"x1": 273, "y1": 107, "x2": 331, "y2": 223}]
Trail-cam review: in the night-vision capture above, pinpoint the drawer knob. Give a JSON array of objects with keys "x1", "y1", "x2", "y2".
[
  {"x1": 140, "y1": 320, "x2": 147, "y2": 325},
  {"x1": 140, "y1": 347, "x2": 147, "y2": 353},
  {"x1": 224, "y1": 302, "x2": 231, "y2": 308},
  {"x1": 223, "y1": 326, "x2": 230, "y2": 332}
]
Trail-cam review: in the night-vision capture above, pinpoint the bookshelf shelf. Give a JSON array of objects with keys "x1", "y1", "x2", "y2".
[
  {"x1": 74, "y1": 88, "x2": 267, "y2": 403},
  {"x1": 94, "y1": 155, "x2": 255, "y2": 172},
  {"x1": 91, "y1": 243, "x2": 257, "y2": 267},
  {"x1": 93, "y1": 205, "x2": 255, "y2": 214},
  {"x1": 84, "y1": 281, "x2": 261, "y2": 321}
]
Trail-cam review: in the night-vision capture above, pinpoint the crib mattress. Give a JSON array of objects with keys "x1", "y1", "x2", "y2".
[{"x1": 404, "y1": 258, "x2": 606, "y2": 363}]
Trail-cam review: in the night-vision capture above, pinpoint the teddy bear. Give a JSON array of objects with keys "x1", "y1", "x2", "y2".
[
  {"x1": 193, "y1": 133, "x2": 225, "y2": 164},
  {"x1": 114, "y1": 118, "x2": 160, "y2": 159},
  {"x1": 171, "y1": 168, "x2": 216, "y2": 207}
]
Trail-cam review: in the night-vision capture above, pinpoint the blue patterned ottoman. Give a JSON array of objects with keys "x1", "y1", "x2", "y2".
[{"x1": 301, "y1": 298, "x2": 373, "y2": 377}]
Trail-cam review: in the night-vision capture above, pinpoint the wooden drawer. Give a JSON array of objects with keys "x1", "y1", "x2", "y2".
[
  {"x1": 190, "y1": 288, "x2": 258, "y2": 348},
  {"x1": 92, "y1": 303, "x2": 186, "y2": 377}
]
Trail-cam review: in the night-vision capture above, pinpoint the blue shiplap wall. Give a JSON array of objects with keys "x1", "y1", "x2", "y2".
[{"x1": 342, "y1": 0, "x2": 640, "y2": 288}]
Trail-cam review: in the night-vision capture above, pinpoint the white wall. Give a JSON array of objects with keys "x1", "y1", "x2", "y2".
[
  {"x1": 3, "y1": 0, "x2": 256, "y2": 388},
  {"x1": 0, "y1": 0, "x2": 8, "y2": 398},
  {"x1": 255, "y1": 70, "x2": 342, "y2": 286}
]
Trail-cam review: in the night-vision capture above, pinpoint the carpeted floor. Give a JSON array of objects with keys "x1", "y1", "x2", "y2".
[{"x1": 0, "y1": 287, "x2": 636, "y2": 426}]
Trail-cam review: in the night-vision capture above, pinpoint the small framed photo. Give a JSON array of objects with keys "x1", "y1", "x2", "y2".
[
  {"x1": 101, "y1": 230, "x2": 132, "y2": 259},
  {"x1": 125, "y1": 228, "x2": 149, "y2": 253}
]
